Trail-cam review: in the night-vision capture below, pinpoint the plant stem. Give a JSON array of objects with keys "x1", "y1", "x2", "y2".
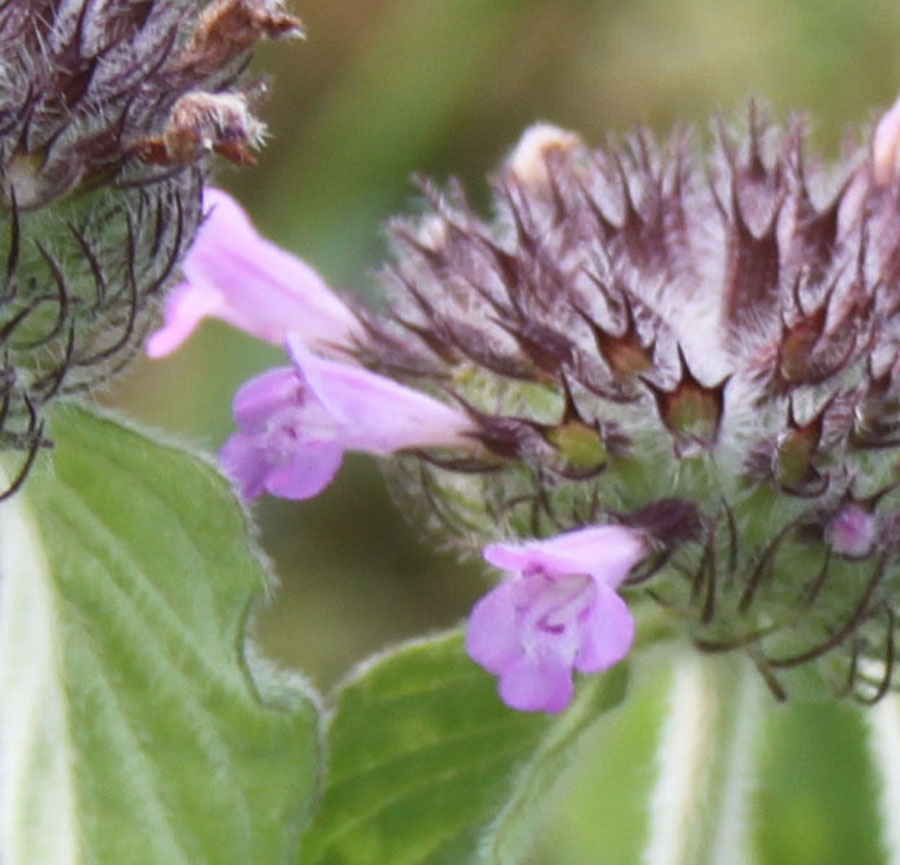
[
  {"x1": 643, "y1": 652, "x2": 765, "y2": 865},
  {"x1": 866, "y1": 692, "x2": 900, "y2": 864}
]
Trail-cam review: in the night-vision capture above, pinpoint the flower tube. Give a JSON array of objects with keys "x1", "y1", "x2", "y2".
[
  {"x1": 220, "y1": 334, "x2": 477, "y2": 499},
  {"x1": 147, "y1": 188, "x2": 361, "y2": 357}
]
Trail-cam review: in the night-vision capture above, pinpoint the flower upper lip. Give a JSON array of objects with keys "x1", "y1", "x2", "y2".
[{"x1": 146, "y1": 188, "x2": 363, "y2": 359}]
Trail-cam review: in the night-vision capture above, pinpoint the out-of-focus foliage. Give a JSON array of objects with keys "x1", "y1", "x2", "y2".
[{"x1": 108, "y1": 2, "x2": 900, "y2": 862}]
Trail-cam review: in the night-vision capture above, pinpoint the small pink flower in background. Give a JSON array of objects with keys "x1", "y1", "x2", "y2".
[
  {"x1": 466, "y1": 525, "x2": 646, "y2": 713},
  {"x1": 220, "y1": 335, "x2": 477, "y2": 500},
  {"x1": 146, "y1": 188, "x2": 361, "y2": 358},
  {"x1": 826, "y1": 505, "x2": 877, "y2": 558}
]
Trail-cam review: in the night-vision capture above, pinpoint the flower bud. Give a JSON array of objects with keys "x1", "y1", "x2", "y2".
[
  {"x1": 505, "y1": 123, "x2": 584, "y2": 188},
  {"x1": 827, "y1": 505, "x2": 877, "y2": 559}
]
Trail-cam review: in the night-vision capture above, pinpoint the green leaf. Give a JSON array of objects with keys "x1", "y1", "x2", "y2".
[
  {"x1": 0, "y1": 403, "x2": 321, "y2": 865},
  {"x1": 299, "y1": 630, "x2": 628, "y2": 865},
  {"x1": 536, "y1": 653, "x2": 676, "y2": 865}
]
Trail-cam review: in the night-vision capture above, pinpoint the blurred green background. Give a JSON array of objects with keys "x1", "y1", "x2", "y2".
[{"x1": 107, "y1": 1, "x2": 900, "y2": 861}]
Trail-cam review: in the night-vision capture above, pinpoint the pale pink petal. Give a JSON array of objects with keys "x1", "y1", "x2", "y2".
[
  {"x1": 483, "y1": 525, "x2": 645, "y2": 589},
  {"x1": 231, "y1": 367, "x2": 300, "y2": 429},
  {"x1": 220, "y1": 343, "x2": 476, "y2": 501},
  {"x1": 474, "y1": 524, "x2": 647, "y2": 712},
  {"x1": 465, "y1": 580, "x2": 525, "y2": 675},
  {"x1": 147, "y1": 188, "x2": 360, "y2": 356},
  {"x1": 544, "y1": 530, "x2": 644, "y2": 588},
  {"x1": 264, "y1": 445, "x2": 344, "y2": 500},
  {"x1": 219, "y1": 433, "x2": 271, "y2": 500},
  {"x1": 219, "y1": 426, "x2": 345, "y2": 501},
  {"x1": 481, "y1": 544, "x2": 534, "y2": 573},
  {"x1": 221, "y1": 365, "x2": 346, "y2": 500},
  {"x1": 498, "y1": 653, "x2": 574, "y2": 714},
  {"x1": 145, "y1": 280, "x2": 222, "y2": 358},
  {"x1": 574, "y1": 584, "x2": 635, "y2": 673}
]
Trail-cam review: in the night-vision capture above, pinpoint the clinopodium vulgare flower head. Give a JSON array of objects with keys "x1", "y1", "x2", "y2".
[
  {"x1": 0, "y1": 0, "x2": 301, "y2": 495},
  {"x1": 151, "y1": 100, "x2": 900, "y2": 708},
  {"x1": 367, "y1": 104, "x2": 900, "y2": 703}
]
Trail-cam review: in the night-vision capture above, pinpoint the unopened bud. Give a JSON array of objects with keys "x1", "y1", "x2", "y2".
[
  {"x1": 827, "y1": 506, "x2": 877, "y2": 558},
  {"x1": 506, "y1": 123, "x2": 583, "y2": 187}
]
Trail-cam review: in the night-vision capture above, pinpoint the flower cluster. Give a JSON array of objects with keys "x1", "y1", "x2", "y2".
[
  {"x1": 151, "y1": 97, "x2": 900, "y2": 709},
  {"x1": 149, "y1": 187, "x2": 480, "y2": 499},
  {"x1": 149, "y1": 187, "x2": 650, "y2": 711},
  {"x1": 372, "y1": 105, "x2": 900, "y2": 704},
  {"x1": 0, "y1": 0, "x2": 301, "y2": 497}
]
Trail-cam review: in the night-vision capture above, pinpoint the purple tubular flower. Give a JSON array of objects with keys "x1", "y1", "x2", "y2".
[
  {"x1": 146, "y1": 188, "x2": 361, "y2": 357},
  {"x1": 466, "y1": 525, "x2": 646, "y2": 713},
  {"x1": 220, "y1": 334, "x2": 477, "y2": 500}
]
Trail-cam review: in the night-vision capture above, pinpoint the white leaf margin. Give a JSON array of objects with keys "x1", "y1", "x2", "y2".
[{"x1": 0, "y1": 462, "x2": 79, "y2": 865}]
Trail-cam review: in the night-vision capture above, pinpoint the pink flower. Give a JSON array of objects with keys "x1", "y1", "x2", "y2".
[
  {"x1": 146, "y1": 188, "x2": 361, "y2": 357},
  {"x1": 826, "y1": 505, "x2": 877, "y2": 558},
  {"x1": 220, "y1": 335, "x2": 476, "y2": 500},
  {"x1": 466, "y1": 525, "x2": 646, "y2": 713}
]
